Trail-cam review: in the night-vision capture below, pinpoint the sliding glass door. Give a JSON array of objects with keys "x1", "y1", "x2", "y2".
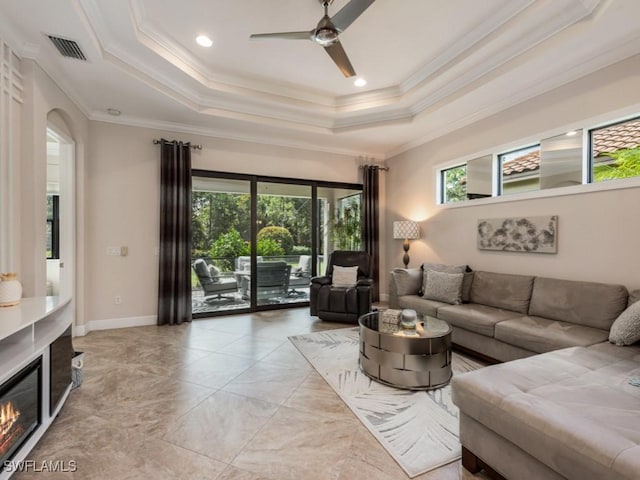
[
  {"x1": 191, "y1": 176, "x2": 251, "y2": 315},
  {"x1": 254, "y1": 181, "x2": 312, "y2": 306},
  {"x1": 192, "y1": 171, "x2": 362, "y2": 317}
]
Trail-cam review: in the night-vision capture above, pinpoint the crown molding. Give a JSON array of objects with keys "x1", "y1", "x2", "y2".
[
  {"x1": 398, "y1": 0, "x2": 535, "y2": 95},
  {"x1": 89, "y1": 111, "x2": 381, "y2": 158},
  {"x1": 385, "y1": 33, "x2": 640, "y2": 159},
  {"x1": 75, "y1": 0, "x2": 611, "y2": 133},
  {"x1": 4, "y1": 0, "x2": 636, "y2": 160},
  {"x1": 129, "y1": 0, "x2": 338, "y2": 107}
]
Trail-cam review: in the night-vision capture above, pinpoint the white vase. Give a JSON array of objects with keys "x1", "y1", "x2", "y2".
[{"x1": 0, "y1": 273, "x2": 22, "y2": 307}]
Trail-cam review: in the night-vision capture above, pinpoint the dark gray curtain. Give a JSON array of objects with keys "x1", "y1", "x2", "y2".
[
  {"x1": 362, "y1": 165, "x2": 380, "y2": 302},
  {"x1": 157, "y1": 139, "x2": 192, "y2": 325}
]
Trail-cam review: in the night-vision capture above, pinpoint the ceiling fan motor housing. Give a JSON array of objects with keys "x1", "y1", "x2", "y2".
[{"x1": 313, "y1": 18, "x2": 339, "y2": 46}]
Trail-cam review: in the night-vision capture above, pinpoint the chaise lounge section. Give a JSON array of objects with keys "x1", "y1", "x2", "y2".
[
  {"x1": 390, "y1": 263, "x2": 640, "y2": 479},
  {"x1": 452, "y1": 342, "x2": 640, "y2": 480}
]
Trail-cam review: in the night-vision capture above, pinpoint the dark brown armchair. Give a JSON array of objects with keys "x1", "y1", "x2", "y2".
[{"x1": 310, "y1": 251, "x2": 373, "y2": 323}]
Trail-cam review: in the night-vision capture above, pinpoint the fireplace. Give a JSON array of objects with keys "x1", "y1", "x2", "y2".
[{"x1": 0, "y1": 358, "x2": 41, "y2": 471}]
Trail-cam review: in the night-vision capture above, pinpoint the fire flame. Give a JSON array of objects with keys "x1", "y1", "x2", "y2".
[{"x1": 0, "y1": 402, "x2": 20, "y2": 438}]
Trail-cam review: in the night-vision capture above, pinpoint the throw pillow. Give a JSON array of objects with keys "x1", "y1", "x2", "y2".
[
  {"x1": 609, "y1": 301, "x2": 640, "y2": 346},
  {"x1": 423, "y1": 270, "x2": 464, "y2": 304},
  {"x1": 332, "y1": 265, "x2": 359, "y2": 288},
  {"x1": 461, "y1": 270, "x2": 474, "y2": 303},
  {"x1": 421, "y1": 262, "x2": 467, "y2": 296},
  {"x1": 208, "y1": 264, "x2": 221, "y2": 283},
  {"x1": 393, "y1": 267, "x2": 422, "y2": 296}
]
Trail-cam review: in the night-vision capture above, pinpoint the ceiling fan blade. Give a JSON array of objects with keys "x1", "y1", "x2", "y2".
[
  {"x1": 331, "y1": 0, "x2": 375, "y2": 32},
  {"x1": 324, "y1": 41, "x2": 356, "y2": 77},
  {"x1": 250, "y1": 31, "x2": 311, "y2": 41}
]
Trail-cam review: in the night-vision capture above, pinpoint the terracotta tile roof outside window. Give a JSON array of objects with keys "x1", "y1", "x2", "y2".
[
  {"x1": 502, "y1": 119, "x2": 640, "y2": 176},
  {"x1": 502, "y1": 150, "x2": 540, "y2": 175},
  {"x1": 592, "y1": 119, "x2": 640, "y2": 156}
]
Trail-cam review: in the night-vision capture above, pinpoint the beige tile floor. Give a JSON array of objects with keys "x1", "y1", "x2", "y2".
[{"x1": 15, "y1": 308, "x2": 490, "y2": 480}]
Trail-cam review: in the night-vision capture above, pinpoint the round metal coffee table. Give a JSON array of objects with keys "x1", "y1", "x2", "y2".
[{"x1": 358, "y1": 311, "x2": 452, "y2": 390}]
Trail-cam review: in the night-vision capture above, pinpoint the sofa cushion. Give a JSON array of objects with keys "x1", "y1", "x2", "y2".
[
  {"x1": 423, "y1": 270, "x2": 463, "y2": 304},
  {"x1": 398, "y1": 295, "x2": 447, "y2": 317},
  {"x1": 452, "y1": 345, "x2": 640, "y2": 480},
  {"x1": 392, "y1": 267, "x2": 422, "y2": 296},
  {"x1": 421, "y1": 262, "x2": 466, "y2": 296},
  {"x1": 609, "y1": 302, "x2": 640, "y2": 346},
  {"x1": 529, "y1": 277, "x2": 628, "y2": 330},
  {"x1": 495, "y1": 316, "x2": 609, "y2": 354},
  {"x1": 469, "y1": 271, "x2": 534, "y2": 314},
  {"x1": 438, "y1": 304, "x2": 522, "y2": 337}
]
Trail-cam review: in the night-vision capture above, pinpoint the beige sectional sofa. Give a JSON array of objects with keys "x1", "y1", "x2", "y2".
[
  {"x1": 389, "y1": 266, "x2": 640, "y2": 479},
  {"x1": 388, "y1": 268, "x2": 629, "y2": 362}
]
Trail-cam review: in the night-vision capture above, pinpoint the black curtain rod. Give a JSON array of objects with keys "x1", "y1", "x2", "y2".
[
  {"x1": 359, "y1": 164, "x2": 389, "y2": 171},
  {"x1": 153, "y1": 139, "x2": 202, "y2": 150}
]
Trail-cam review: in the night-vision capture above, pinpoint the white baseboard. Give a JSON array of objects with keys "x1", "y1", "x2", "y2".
[
  {"x1": 76, "y1": 315, "x2": 157, "y2": 336},
  {"x1": 74, "y1": 324, "x2": 87, "y2": 337}
]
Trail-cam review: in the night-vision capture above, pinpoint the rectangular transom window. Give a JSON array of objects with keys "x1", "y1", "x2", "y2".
[
  {"x1": 591, "y1": 117, "x2": 640, "y2": 183},
  {"x1": 437, "y1": 113, "x2": 640, "y2": 205},
  {"x1": 500, "y1": 145, "x2": 540, "y2": 195},
  {"x1": 441, "y1": 164, "x2": 466, "y2": 204}
]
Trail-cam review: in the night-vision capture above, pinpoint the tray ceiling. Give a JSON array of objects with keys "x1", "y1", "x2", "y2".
[{"x1": 1, "y1": 0, "x2": 640, "y2": 157}]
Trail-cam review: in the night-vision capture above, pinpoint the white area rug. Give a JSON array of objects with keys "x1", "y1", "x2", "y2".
[{"x1": 289, "y1": 327, "x2": 483, "y2": 478}]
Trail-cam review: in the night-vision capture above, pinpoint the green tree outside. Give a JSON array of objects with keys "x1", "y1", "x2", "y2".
[
  {"x1": 257, "y1": 226, "x2": 294, "y2": 254},
  {"x1": 593, "y1": 147, "x2": 640, "y2": 182},
  {"x1": 443, "y1": 165, "x2": 466, "y2": 203}
]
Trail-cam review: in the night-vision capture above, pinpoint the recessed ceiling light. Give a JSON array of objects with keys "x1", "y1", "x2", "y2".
[
  {"x1": 196, "y1": 35, "x2": 213, "y2": 47},
  {"x1": 566, "y1": 130, "x2": 578, "y2": 136},
  {"x1": 354, "y1": 78, "x2": 367, "y2": 87},
  {"x1": 106, "y1": 108, "x2": 121, "y2": 116}
]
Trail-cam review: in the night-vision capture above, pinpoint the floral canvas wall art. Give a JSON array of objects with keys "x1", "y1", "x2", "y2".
[{"x1": 477, "y1": 215, "x2": 557, "y2": 253}]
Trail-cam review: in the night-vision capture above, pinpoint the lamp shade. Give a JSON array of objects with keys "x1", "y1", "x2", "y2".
[{"x1": 393, "y1": 221, "x2": 420, "y2": 240}]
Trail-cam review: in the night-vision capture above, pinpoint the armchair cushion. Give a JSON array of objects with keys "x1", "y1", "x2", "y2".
[
  {"x1": 193, "y1": 258, "x2": 238, "y2": 298},
  {"x1": 208, "y1": 264, "x2": 221, "y2": 283},
  {"x1": 311, "y1": 276, "x2": 332, "y2": 286},
  {"x1": 297, "y1": 255, "x2": 312, "y2": 277},
  {"x1": 332, "y1": 266, "x2": 359, "y2": 287}
]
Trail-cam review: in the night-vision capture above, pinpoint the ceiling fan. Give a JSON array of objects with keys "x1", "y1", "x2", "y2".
[{"x1": 250, "y1": 0, "x2": 376, "y2": 78}]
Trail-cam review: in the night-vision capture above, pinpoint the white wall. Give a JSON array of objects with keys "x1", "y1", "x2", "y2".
[
  {"x1": 85, "y1": 121, "x2": 366, "y2": 326},
  {"x1": 19, "y1": 60, "x2": 89, "y2": 331},
  {"x1": 385, "y1": 54, "x2": 640, "y2": 291}
]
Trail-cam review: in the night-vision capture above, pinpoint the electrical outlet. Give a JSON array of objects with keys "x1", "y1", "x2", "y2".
[
  {"x1": 114, "y1": 296, "x2": 122, "y2": 305},
  {"x1": 107, "y1": 246, "x2": 128, "y2": 256}
]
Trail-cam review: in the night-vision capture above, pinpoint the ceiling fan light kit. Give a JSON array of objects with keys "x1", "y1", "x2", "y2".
[{"x1": 250, "y1": 0, "x2": 375, "y2": 78}]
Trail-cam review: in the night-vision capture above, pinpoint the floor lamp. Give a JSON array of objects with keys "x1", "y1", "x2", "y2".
[{"x1": 393, "y1": 220, "x2": 420, "y2": 268}]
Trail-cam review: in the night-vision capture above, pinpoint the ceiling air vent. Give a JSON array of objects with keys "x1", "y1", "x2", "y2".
[{"x1": 47, "y1": 35, "x2": 87, "y2": 61}]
